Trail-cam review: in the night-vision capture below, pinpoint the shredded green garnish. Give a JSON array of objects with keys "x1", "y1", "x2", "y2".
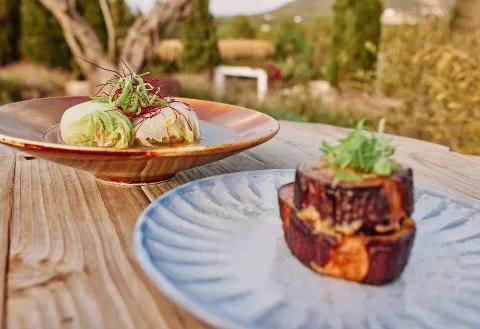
[
  {"x1": 320, "y1": 118, "x2": 398, "y2": 181},
  {"x1": 91, "y1": 72, "x2": 168, "y2": 116},
  {"x1": 62, "y1": 110, "x2": 134, "y2": 149}
]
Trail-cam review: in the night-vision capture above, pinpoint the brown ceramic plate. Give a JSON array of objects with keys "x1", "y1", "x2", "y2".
[{"x1": 0, "y1": 96, "x2": 279, "y2": 185}]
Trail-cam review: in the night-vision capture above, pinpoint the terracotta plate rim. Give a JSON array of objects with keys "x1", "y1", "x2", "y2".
[{"x1": 0, "y1": 96, "x2": 280, "y2": 157}]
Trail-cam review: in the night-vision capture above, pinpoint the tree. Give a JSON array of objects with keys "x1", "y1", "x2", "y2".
[
  {"x1": 222, "y1": 16, "x2": 257, "y2": 39},
  {"x1": 352, "y1": 1, "x2": 382, "y2": 71},
  {"x1": 179, "y1": 0, "x2": 221, "y2": 72},
  {"x1": 273, "y1": 18, "x2": 309, "y2": 60},
  {"x1": 110, "y1": 0, "x2": 137, "y2": 53},
  {"x1": 0, "y1": 0, "x2": 20, "y2": 65},
  {"x1": 308, "y1": 16, "x2": 333, "y2": 69},
  {"x1": 20, "y1": 0, "x2": 111, "y2": 69},
  {"x1": 325, "y1": 0, "x2": 383, "y2": 88},
  {"x1": 77, "y1": 0, "x2": 108, "y2": 47},
  {"x1": 20, "y1": 0, "x2": 72, "y2": 69},
  {"x1": 272, "y1": 18, "x2": 316, "y2": 86},
  {"x1": 37, "y1": 0, "x2": 193, "y2": 91},
  {"x1": 111, "y1": 0, "x2": 136, "y2": 38}
]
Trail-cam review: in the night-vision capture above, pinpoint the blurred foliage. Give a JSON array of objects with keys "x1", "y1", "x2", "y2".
[
  {"x1": 180, "y1": 0, "x2": 221, "y2": 72},
  {"x1": 178, "y1": 77, "x2": 356, "y2": 128},
  {"x1": 377, "y1": 18, "x2": 480, "y2": 154},
  {"x1": 20, "y1": 0, "x2": 72, "y2": 69},
  {"x1": 307, "y1": 15, "x2": 333, "y2": 71},
  {"x1": 2, "y1": 1, "x2": 479, "y2": 155},
  {"x1": 162, "y1": 21, "x2": 183, "y2": 39},
  {"x1": 110, "y1": 0, "x2": 137, "y2": 51},
  {"x1": 0, "y1": 61, "x2": 71, "y2": 93},
  {"x1": 20, "y1": 0, "x2": 133, "y2": 71},
  {"x1": 274, "y1": 25, "x2": 308, "y2": 59},
  {"x1": 0, "y1": 0, "x2": 20, "y2": 65},
  {"x1": 218, "y1": 15, "x2": 257, "y2": 39},
  {"x1": 145, "y1": 58, "x2": 179, "y2": 75},
  {"x1": 273, "y1": 18, "x2": 318, "y2": 86},
  {"x1": 0, "y1": 77, "x2": 22, "y2": 104},
  {"x1": 325, "y1": 0, "x2": 383, "y2": 87},
  {"x1": 0, "y1": 74, "x2": 63, "y2": 105},
  {"x1": 278, "y1": 53, "x2": 316, "y2": 86},
  {"x1": 177, "y1": 14, "x2": 480, "y2": 154},
  {"x1": 77, "y1": 0, "x2": 108, "y2": 47}
]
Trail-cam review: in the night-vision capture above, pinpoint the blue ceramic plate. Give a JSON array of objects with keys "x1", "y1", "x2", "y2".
[{"x1": 134, "y1": 170, "x2": 480, "y2": 329}]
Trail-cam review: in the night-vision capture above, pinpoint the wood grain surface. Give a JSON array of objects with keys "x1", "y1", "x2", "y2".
[{"x1": 0, "y1": 121, "x2": 479, "y2": 329}]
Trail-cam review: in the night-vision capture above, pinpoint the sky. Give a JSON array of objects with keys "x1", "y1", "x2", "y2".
[{"x1": 125, "y1": 0, "x2": 294, "y2": 17}]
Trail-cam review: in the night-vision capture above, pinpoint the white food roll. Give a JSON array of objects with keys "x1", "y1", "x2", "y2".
[
  {"x1": 133, "y1": 101, "x2": 201, "y2": 145},
  {"x1": 168, "y1": 101, "x2": 201, "y2": 141},
  {"x1": 60, "y1": 101, "x2": 110, "y2": 142}
]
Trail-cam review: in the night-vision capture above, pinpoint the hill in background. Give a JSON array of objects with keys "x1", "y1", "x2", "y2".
[{"x1": 216, "y1": 0, "x2": 456, "y2": 27}]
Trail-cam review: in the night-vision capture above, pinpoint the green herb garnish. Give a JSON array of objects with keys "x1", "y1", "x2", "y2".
[
  {"x1": 320, "y1": 118, "x2": 398, "y2": 181},
  {"x1": 91, "y1": 72, "x2": 169, "y2": 117}
]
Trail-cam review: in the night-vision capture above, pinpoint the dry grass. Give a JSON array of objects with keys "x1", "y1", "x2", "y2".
[
  {"x1": 332, "y1": 18, "x2": 480, "y2": 155},
  {"x1": 378, "y1": 19, "x2": 480, "y2": 155},
  {"x1": 0, "y1": 61, "x2": 72, "y2": 94},
  {"x1": 0, "y1": 61, "x2": 72, "y2": 101},
  {"x1": 219, "y1": 39, "x2": 276, "y2": 60},
  {"x1": 156, "y1": 39, "x2": 276, "y2": 62},
  {"x1": 156, "y1": 39, "x2": 183, "y2": 62}
]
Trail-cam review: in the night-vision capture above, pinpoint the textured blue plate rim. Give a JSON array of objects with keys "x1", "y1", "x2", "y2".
[
  {"x1": 133, "y1": 169, "x2": 295, "y2": 329},
  {"x1": 133, "y1": 169, "x2": 480, "y2": 329}
]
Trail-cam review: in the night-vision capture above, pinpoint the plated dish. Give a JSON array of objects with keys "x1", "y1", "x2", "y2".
[
  {"x1": 134, "y1": 169, "x2": 480, "y2": 329},
  {"x1": 278, "y1": 119, "x2": 415, "y2": 285},
  {"x1": 0, "y1": 63, "x2": 279, "y2": 184},
  {"x1": 60, "y1": 63, "x2": 201, "y2": 149}
]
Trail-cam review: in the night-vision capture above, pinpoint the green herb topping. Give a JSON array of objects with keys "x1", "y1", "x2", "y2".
[
  {"x1": 320, "y1": 118, "x2": 398, "y2": 181},
  {"x1": 91, "y1": 72, "x2": 169, "y2": 118}
]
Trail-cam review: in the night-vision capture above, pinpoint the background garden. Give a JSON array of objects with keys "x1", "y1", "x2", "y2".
[{"x1": 0, "y1": 0, "x2": 479, "y2": 155}]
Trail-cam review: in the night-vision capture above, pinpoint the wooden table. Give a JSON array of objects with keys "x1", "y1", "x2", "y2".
[{"x1": 0, "y1": 121, "x2": 479, "y2": 329}]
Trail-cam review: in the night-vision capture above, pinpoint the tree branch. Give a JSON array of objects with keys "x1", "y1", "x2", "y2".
[
  {"x1": 120, "y1": 0, "x2": 193, "y2": 73},
  {"x1": 38, "y1": 0, "x2": 114, "y2": 90},
  {"x1": 99, "y1": 0, "x2": 116, "y2": 61},
  {"x1": 38, "y1": 0, "x2": 192, "y2": 90}
]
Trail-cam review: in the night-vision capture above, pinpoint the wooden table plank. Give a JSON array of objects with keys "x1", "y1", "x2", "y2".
[
  {"x1": 6, "y1": 158, "x2": 209, "y2": 329},
  {"x1": 0, "y1": 146, "x2": 15, "y2": 329},
  {"x1": 2, "y1": 121, "x2": 480, "y2": 329},
  {"x1": 278, "y1": 121, "x2": 480, "y2": 202},
  {"x1": 96, "y1": 179, "x2": 210, "y2": 329},
  {"x1": 284, "y1": 121, "x2": 451, "y2": 152}
]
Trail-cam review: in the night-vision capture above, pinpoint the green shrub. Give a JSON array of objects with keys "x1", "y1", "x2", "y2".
[
  {"x1": 341, "y1": 17, "x2": 480, "y2": 155},
  {"x1": 383, "y1": 21, "x2": 480, "y2": 154},
  {"x1": 20, "y1": 0, "x2": 113, "y2": 69},
  {"x1": 0, "y1": 77, "x2": 22, "y2": 104},
  {"x1": 278, "y1": 50, "x2": 317, "y2": 86},
  {"x1": 145, "y1": 58, "x2": 179, "y2": 75},
  {"x1": 307, "y1": 15, "x2": 333, "y2": 72},
  {"x1": 20, "y1": 0, "x2": 72, "y2": 69},
  {"x1": 178, "y1": 80, "x2": 356, "y2": 128},
  {"x1": 219, "y1": 15, "x2": 257, "y2": 39},
  {"x1": 179, "y1": 0, "x2": 221, "y2": 72},
  {"x1": 325, "y1": 0, "x2": 383, "y2": 87},
  {"x1": 274, "y1": 19, "x2": 308, "y2": 60},
  {"x1": 271, "y1": 18, "x2": 319, "y2": 86},
  {"x1": 0, "y1": 0, "x2": 20, "y2": 65}
]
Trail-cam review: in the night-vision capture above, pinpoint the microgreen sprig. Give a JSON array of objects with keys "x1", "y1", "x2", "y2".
[
  {"x1": 320, "y1": 118, "x2": 398, "y2": 181},
  {"x1": 91, "y1": 72, "x2": 168, "y2": 116}
]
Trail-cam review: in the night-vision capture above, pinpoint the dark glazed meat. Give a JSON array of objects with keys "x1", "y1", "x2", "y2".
[
  {"x1": 294, "y1": 158, "x2": 414, "y2": 235},
  {"x1": 278, "y1": 183, "x2": 416, "y2": 286}
]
